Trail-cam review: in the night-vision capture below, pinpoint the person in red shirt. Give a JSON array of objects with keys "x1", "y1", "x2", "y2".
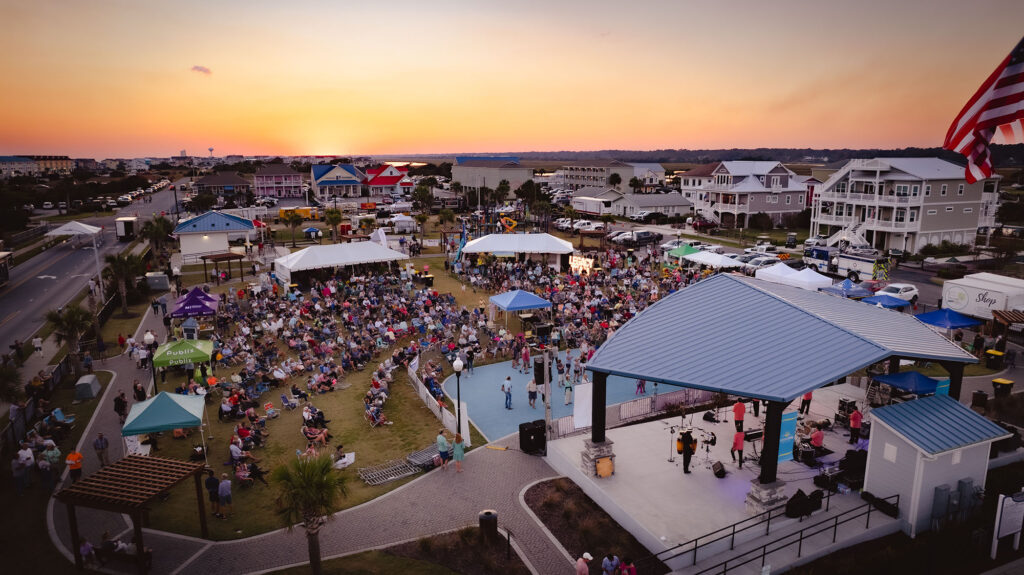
[
  {"x1": 811, "y1": 426, "x2": 825, "y2": 450},
  {"x1": 733, "y1": 400, "x2": 745, "y2": 432},
  {"x1": 849, "y1": 406, "x2": 863, "y2": 444},
  {"x1": 800, "y1": 391, "x2": 813, "y2": 415},
  {"x1": 66, "y1": 449, "x2": 84, "y2": 483},
  {"x1": 731, "y1": 430, "x2": 745, "y2": 468}
]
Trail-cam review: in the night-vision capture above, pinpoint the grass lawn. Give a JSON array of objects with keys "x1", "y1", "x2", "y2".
[{"x1": 0, "y1": 370, "x2": 113, "y2": 574}]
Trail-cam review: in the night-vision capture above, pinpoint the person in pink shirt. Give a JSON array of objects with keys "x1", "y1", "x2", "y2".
[
  {"x1": 849, "y1": 406, "x2": 863, "y2": 444},
  {"x1": 731, "y1": 430, "x2": 745, "y2": 468},
  {"x1": 733, "y1": 400, "x2": 745, "y2": 432}
]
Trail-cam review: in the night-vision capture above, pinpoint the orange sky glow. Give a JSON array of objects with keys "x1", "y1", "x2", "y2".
[{"x1": 1, "y1": 0, "x2": 1023, "y2": 158}]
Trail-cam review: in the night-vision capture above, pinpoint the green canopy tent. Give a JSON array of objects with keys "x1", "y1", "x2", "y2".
[
  {"x1": 665, "y1": 244, "x2": 701, "y2": 269},
  {"x1": 152, "y1": 339, "x2": 214, "y2": 368},
  {"x1": 122, "y1": 392, "x2": 209, "y2": 464}
]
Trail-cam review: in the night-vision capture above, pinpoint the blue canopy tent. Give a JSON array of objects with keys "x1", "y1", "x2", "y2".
[
  {"x1": 861, "y1": 294, "x2": 911, "y2": 309},
  {"x1": 490, "y1": 289, "x2": 552, "y2": 329},
  {"x1": 121, "y1": 392, "x2": 209, "y2": 464},
  {"x1": 819, "y1": 278, "x2": 874, "y2": 299},
  {"x1": 915, "y1": 308, "x2": 983, "y2": 330},
  {"x1": 872, "y1": 371, "x2": 946, "y2": 396}
]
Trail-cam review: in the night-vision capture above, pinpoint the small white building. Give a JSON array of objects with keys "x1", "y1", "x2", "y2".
[
  {"x1": 864, "y1": 395, "x2": 1010, "y2": 538},
  {"x1": 173, "y1": 211, "x2": 255, "y2": 263}
]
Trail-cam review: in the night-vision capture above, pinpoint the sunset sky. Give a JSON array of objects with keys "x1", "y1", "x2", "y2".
[{"x1": 1, "y1": 0, "x2": 1022, "y2": 158}]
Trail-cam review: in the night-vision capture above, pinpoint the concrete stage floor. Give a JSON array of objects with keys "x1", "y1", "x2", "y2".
[{"x1": 544, "y1": 384, "x2": 880, "y2": 570}]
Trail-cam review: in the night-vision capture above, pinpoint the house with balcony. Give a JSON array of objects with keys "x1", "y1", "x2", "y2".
[
  {"x1": 561, "y1": 160, "x2": 665, "y2": 194},
  {"x1": 690, "y1": 161, "x2": 809, "y2": 228},
  {"x1": 809, "y1": 157, "x2": 1000, "y2": 253},
  {"x1": 193, "y1": 172, "x2": 252, "y2": 201},
  {"x1": 254, "y1": 164, "x2": 303, "y2": 198},
  {"x1": 364, "y1": 164, "x2": 414, "y2": 196},
  {"x1": 678, "y1": 163, "x2": 719, "y2": 203},
  {"x1": 0, "y1": 156, "x2": 39, "y2": 178},
  {"x1": 311, "y1": 164, "x2": 366, "y2": 201}
]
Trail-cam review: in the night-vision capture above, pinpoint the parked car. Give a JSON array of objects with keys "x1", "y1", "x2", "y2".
[
  {"x1": 41, "y1": 201, "x2": 54, "y2": 209},
  {"x1": 57, "y1": 201, "x2": 67, "y2": 210},
  {"x1": 660, "y1": 239, "x2": 685, "y2": 251},
  {"x1": 117, "y1": 195, "x2": 132, "y2": 206},
  {"x1": 607, "y1": 230, "x2": 631, "y2": 242},
  {"x1": 107, "y1": 199, "x2": 119, "y2": 208},
  {"x1": 728, "y1": 253, "x2": 758, "y2": 264},
  {"x1": 691, "y1": 218, "x2": 718, "y2": 232},
  {"x1": 804, "y1": 236, "x2": 828, "y2": 248},
  {"x1": 577, "y1": 221, "x2": 606, "y2": 232},
  {"x1": 699, "y1": 244, "x2": 725, "y2": 254},
  {"x1": 571, "y1": 220, "x2": 594, "y2": 230},
  {"x1": 617, "y1": 230, "x2": 663, "y2": 247},
  {"x1": 744, "y1": 244, "x2": 779, "y2": 255},
  {"x1": 628, "y1": 210, "x2": 652, "y2": 222},
  {"x1": 878, "y1": 282, "x2": 919, "y2": 303},
  {"x1": 744, "y1": 256, "x2": 781, "y2": 274},
  {"x1": 860, "y1": 280, "x2": 889, "y2": 293}
]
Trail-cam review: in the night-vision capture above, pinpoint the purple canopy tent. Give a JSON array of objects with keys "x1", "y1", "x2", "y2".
[{"x1": 170, "y1": 291, "x2": 219, "y2": 318}]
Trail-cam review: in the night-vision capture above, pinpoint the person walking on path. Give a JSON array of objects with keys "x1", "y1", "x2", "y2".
[
  {"x1": 452, "y1": 433, "x2": 465, "y2": 473},
  {"x1": 636, "y1": 378, "x2": 646, "y2": 395},
  {"x1": 564, "y1": 380, "x2": 573, "y2": 405},
  {"x1": 436, "y1": 429, "x2": 450, "y2": 471},
  {"x1": 114, "y1": 391, "x2": 128, "y2": 425},
  {"x1": 218, "y1": 473, "x2": 233, "y2": 517},
  {"x1": 93, "y1": 433, "x2": 110, "y2": 467},
  {"x1": 502, "y1": 377, "x2": 513, "y2": 410},
  {"x1": 66, "y1": 448, "x2": 84, "y2": 483},
  {"x1": 526, "y1": 378, "x2": 538, "y2": 409},
  {"x1": 32, "y1": 336, "x2": 43, "y2": 357}
]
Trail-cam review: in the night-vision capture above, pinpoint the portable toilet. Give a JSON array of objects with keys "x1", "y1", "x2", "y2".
[
  {"x1": 74, "y1": 374, "x2": 101, "y2": 400},
  {"x1": 182, "y1": 317, "x2": 199, "y2": 340}
]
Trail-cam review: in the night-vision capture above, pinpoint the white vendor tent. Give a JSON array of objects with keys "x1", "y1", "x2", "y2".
[
  {"x1": 274, "y1": 242, "x2": 409, "y2": 285},
  {"x1": 390, "y1": 214, "x2": 418, "y2": 234},
  {"x1": 47, "y1": 221, "x2": 105, "y2": 300},
  {"x1": 682, "y1": 251, "x2": 744, "y2": 269},
  {"x1": 754, "y1": 262, "x2": 797, "y2": 283},
  {"x1": 462, "y1": 233, "x2": 573, "y2": 255},
  {"x1": 789, "y1": 267, "x2": 833, "y2": 291}
]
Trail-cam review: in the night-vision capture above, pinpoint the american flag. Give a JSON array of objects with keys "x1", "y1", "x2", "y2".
[{"x1": 943, "y1": 36, "x2": 1024, "y2": 183}]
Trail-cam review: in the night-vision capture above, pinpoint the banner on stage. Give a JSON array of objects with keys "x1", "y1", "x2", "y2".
[{"x1": 778, "y1": 411, "x2": 798, "y2": 463}]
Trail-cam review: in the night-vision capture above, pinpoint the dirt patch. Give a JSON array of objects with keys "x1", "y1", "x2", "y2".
[
  {"x1": 524, "y1": 477, "x2": 669, "y2": 574},
  {"x1": 386, "y1": 526, "x2": 531, "y2": 575}
]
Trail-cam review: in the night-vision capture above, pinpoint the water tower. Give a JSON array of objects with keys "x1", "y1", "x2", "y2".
[{"x1": 208, "y1": 146, "x2": 214, "y2": 158}]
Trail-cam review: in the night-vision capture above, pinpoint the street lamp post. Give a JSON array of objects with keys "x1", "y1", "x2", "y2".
[{"x1": 452, "y1": 357, "x2": 464, "y2": 436}]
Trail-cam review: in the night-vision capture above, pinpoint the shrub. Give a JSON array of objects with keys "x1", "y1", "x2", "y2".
[{"x1": 417, "y1": 537, "x2": 432, "y2": 554}]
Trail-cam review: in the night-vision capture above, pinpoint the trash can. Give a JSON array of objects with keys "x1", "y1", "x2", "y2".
[
  {"x1": 986, "y1": 349, "x2": 1005, "y2": 370},
  {"x1": 972, "y1": 390, "x2": 989, "y2": 409},
  {"x1": 993, "y1": 378, "x2": 1014, "y2": 398},
  {"x1": 479, "y1": 509, "x2": 498, "y2": 541}
]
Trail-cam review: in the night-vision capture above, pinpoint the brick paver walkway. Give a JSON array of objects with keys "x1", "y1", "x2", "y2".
[{"x1": 47, "y1": 299, "x2": 573, "y2": 575}]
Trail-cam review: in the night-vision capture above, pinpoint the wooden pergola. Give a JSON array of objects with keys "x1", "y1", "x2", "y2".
[
  {"x1": 578, "y1": 229, "x2": 605, "y2": 250},
  {"x1": 55, "y1": 456, "x2": 208, "y2": 574},
  {"x1": 337, "y1": 233, "x2": 370, "y2": 243},
  {"x1": 200, "y1": 252, "x2": 246, "y2": 282}
]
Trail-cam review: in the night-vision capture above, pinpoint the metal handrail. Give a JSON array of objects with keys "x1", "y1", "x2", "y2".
[{"x1": 695, "y1": 494, "x2": 900, "y2": 575}]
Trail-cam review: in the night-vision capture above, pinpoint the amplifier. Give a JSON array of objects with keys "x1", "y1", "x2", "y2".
[
  {"x1": 744, "y1": 429, "x2": 764, "y2": 442},
  {"x1": 838, "y1": 398, "x2": 856, "y2": 414}
]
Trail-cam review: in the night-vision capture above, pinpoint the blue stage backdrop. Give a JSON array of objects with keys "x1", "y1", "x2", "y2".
[{"x1": 778, "y1": 411, "x2": 799, "y2": 463}]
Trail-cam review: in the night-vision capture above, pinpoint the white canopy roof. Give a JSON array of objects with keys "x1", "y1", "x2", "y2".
[
  {"x1": 789, "y1": 267, "x2": 833, "y2": 291},
  {"x1": 754, "y1": 262, "x2": 797, "y2": 283},
  {"x1": 46, "y1": 221, "x2": 102, "y2": 237},
  {"x1": 462, "y1": 233, "x2": 573, "y2": 255},
  {"x1": 682, "y1": 251, "x2": 744, "y2": 269},
  {"x1": 275, "y1": 242, "x2": 408, "y2": 275}
]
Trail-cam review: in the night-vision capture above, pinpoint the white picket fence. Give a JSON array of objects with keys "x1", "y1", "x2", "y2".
[{"x1": 407, "y1": 363, "x2": 471, "y2": 447}]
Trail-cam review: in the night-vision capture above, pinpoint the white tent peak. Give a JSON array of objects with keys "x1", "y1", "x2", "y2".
[
  {"x1": 462, "y1": 233, "x2": 573, "y2": 255},
  {"x1": 47, "y1": 221, "x2": 102, "y2": 236}
]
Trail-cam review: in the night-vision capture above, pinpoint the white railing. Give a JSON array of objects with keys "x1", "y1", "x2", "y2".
[{"x1": 407, "y1": 362, "x2": 471, "y2": 447}]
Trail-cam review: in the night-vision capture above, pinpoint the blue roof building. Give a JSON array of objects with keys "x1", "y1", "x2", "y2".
[{"x1": 173, "y1": 211, "x2": 255, "y2": 263}]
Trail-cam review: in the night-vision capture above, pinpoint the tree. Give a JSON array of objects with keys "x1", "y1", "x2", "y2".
[
  {"x1": 629, "y1": 176, "x2": 643, "y2": 195},
  {"x1": 748, "y1": 212, "x2": 773, "y2": 231},
  {"x1": 271, "y1": 455, "x2": 347, "y2": 575},
  {"x1": 412, "y1": 186, "x2": 433, "y2": 210},
  {"x1": 600, "y1": 213, "x2": 616, "y2": 229},
  {"x1": 438, "y1": 208, "x2": 455, "y2": 227},
  {"x1": 191, "y1": 192, "x2": 217, "y2": 213},
  {"x1": 414, "y1": 213, "x2": 430, "y2": 238},
  {"x1": 324, "y1": 209, "x2": 343, "y2": 243},
  {"x1": 104, "y1": 253, "x2": 146, "y2": 316},
  {"x1": 420, "y1": 176, "x2": 438, "y2": 189},
  {"x1": 46, "y1": 305, "x2": 93, "y2": 377},
  {"x1": 996, "y1": 200, "x2": 1024, "y2": 225},
  {"x1": 359, "y1": 217, "x2": 376, "y2": 233},
  {"x1": 283, "y1": 211, "x2": 306, "y2": 248},
  {"x1": 141, "y1": 216, "x2": 175, "y2": 252},
  {"x1": 0, "y1": 365, "x2": 23, "y2": 404},
  {"x1": 608, "y1": 173, "x2": 622, "y2": 188},
  {"x1": 563, "y1": 206, "x2": 578, "y2": 231},
  {"x1": 515, "y1": 179, "x2": 538, "y2": 204},
  {"x1": 493, "y1": 180, "x2": 511, "y2": 206},
  {"x1": 451, "y1": 181, "x2": 463, "y2": 202}
]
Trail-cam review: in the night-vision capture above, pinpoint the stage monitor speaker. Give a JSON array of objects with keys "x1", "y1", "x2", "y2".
[
  {"x1": 518, "y1": 419, "x2": 546, "y2": 455},
  {"x1": 532, "y1": 359, "x2": 551, "y2": 387},
  {"x1": 744, "y1": 429, "x2": 764, "y2": 442},
  {"x1": 712, "y1": 461, "x2": 726, "y2": 478},
  {"x1": 535, "y1": 323, "x2": 553, "y2": 338},
  {"x1": 703, "y1": 411, "x2": 718, "y2": 423}
]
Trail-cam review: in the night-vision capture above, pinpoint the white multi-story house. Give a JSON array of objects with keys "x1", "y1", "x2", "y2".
[
  {"x1": 810, "y1": 157, "x2": 1000, "y2": 253},
  {"x1": 254, "y1": 164, "x2": 303, "y2": 198},
  {"x1": 451, "y1": 157, "x2": 534, "y2": 194},
  {"x1": 0, "y1": 156, "x2": 39, "y2": 178},
  {"x1": 561, "y1": 160, "x2": 665, "y2": 193},
  {"x1": 690, "y1": 161, "x2": 809, "y2": 227},
  {"x1": 678, "y1": 163, "x2": 719, "y2": 203}
]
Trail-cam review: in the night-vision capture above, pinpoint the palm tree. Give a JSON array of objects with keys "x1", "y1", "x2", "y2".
[
  {"x1": 629, "y1": 176, "x2": 643, "y2": 195},
  {"x1": 271, "y1": 455, "x2": 347, "y2": 575},
  {"x1": 46, "y1": 306, "x2": 93, "y2": 377},
  {"x1": 493, "y1": 179, "x2": 511, "y2": 207},
  {"x1": 324, "y1": 209, "x2": 343, "y2": 243},
  {"x1": 141, "y1": 216, "x2": 175, "y2": 252},
  {"x1": 451, "y1": 181, "x2": 463, "y2": 205},
  {"x1": 359, "y1": 217, "x2": 376, "y2": 234},
  {"x1": 563, "y1": 206, "x2": 578, "y2": 232},
  {"x1": 414, "y1": 213, "x2": 430, "y2": 239},
  {"x1": 283, "y1": 211, "x2": 305, "y2": 248},
  {"x1": 0, "y1": 365, "x2": 23, "y2": 404},
  {"x1": 104, "y1": 253, "x2": 146, "y2": 316},
  {"x1": 608, "y1": 172, "x2": 622, "y2": 189},
  {"x1": 438, "y1": 208, "x2": 455, "y2": 228}
]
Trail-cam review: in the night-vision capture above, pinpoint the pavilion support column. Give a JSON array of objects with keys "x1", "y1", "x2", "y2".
[
  {"x1": 194, "y1": 471, "x2": 209, "y2": 539},
  {"x1": 888, "y1": 356, "x2": 900, "y2": 375},
  {"x1": 759, "y1": 401, "x2": 785, "y2": 485},
  {"x1": 944, "y1": 362, "x2": 965, "y2": 401},
  {"x1": 67, "y1": 503, "x2": 83, "y2": 571},
  {"x1": 581, "y1": 371, "x2": 614, "y2": 478},
  {"x1": 133, "y1": 510, "x2": 148, "y2": 575}
]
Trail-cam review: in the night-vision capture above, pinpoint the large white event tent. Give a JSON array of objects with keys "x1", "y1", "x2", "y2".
[
  {"x1": 682, "y1": 251, "x2": 744, "y2": 269},
  {"x1": 461, "y1": 233, "x2": 574, "y2": 270},
  {"x1": 754, "y1": 262, "x2": 832, "y2": 291},
  {"x1": 754, "y1": 262, "x2": 797, "y2": 283},
  {"x1": 274, "y1": 242, "x2": 408, "y2": 285}
]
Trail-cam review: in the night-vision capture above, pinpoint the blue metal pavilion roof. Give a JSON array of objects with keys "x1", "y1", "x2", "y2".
[
  {"x1": 173, "y1": 211, "x2": 255, "y2": 234},
  {"x1": 489, "y1": 290, "x2": 552, "y2": 312},
  {"x1": 871, "y1": 395, "x2": 1009, "y2": 455},
  {"x1": 586, "y1": 274, "x2": 976, "y2": 402}
]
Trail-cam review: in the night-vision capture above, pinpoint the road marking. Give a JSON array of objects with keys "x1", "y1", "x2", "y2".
[
  {"x1": 2, "y1": 246, "x2": 78, "y2": 293},
  {"x1": 37, "y1": 275, "x2": 57, "y2": 280},
  {"x1": 0, "y1": 311, "x2": 19, "y2": 328}
]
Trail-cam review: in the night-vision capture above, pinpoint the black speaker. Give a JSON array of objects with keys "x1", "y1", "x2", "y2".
[
  {"x1": 744, "y1": 429, "x2": 764, "y2": 442},
  {"x1": 535, "y1": 323, "x2": 553, "y2": 338},
  {"x1": 713, "y1": 461, "x2": 726, "y2": 478},
  {"x1": 703, "y1": 411, "x2": 718, "y2": 422},
  {"x1": 519, "y1": 419, "x2": 546, "y2": 455}
]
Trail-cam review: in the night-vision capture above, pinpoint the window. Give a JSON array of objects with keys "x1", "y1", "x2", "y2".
[
  {"x1": 909, "y1": 209, "x2": 918, "y2": 222},
  {"x1": 883, "y1": 443, "x2": 898, "y2": 463},
  {"x1": 927, "y1": 209, "x2": 937, "y2": 215},
  {"x1": 912, "y1": 185, "x2": 919, "y2": 196},
  {"x1": 798, "y1": 195, "x2": 804, "y2": 204},
  {"x1": 837, "y1": 181, "x2": 847, "y2": 194},
  {"x1": 785, "y1": 195, "x2": 791, "y2": 205},
  {"x1": 945, "y1": 206, "x2": 954, "y2": 212},
  {"x1": 957, "y1": 184, "x2": 964, "y2": 196},
  {"x1": 964, "y1": 207, "x2": 973, "y2": 213},
  {"x1": 895, "y1": 208, "x2": 906, "y2": 222},
  {"x1": 896, "y1": 184, "x2": 909, "y2": 196},
  {"x1": 941, "y1": 184, "x2": 947, "y2": 196},
  {"x1": 771, "y1": 176, "x2": 780, "y2": 188},
  {"x1": 925, "y1": 185, "x2": 931, "y2": 196}
]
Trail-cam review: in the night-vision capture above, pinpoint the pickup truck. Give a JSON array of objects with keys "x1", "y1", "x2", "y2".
[
  {"x1": 744, "y1": 244, "x2": 779, "y2": 255},
  {"x1": 614, "y1": 230, "x2": 663, "y2": 246}
]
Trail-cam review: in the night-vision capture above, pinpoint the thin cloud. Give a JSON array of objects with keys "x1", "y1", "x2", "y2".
[{"x1": 191, "y1": 65, "x2": 212, "y2": 75}]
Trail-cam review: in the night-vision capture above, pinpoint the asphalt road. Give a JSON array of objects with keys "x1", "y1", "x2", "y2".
[{"x1": 0, "y1": 178, "x2": 188, "y2": 351}]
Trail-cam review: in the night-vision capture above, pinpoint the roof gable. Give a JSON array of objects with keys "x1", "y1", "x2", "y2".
[
  {"x1": 872, "y1": 395, "x2": 1010, "y2": 455},
  {"x1": 173, "y1": 211, "x2": 255, "y2": 234}
]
